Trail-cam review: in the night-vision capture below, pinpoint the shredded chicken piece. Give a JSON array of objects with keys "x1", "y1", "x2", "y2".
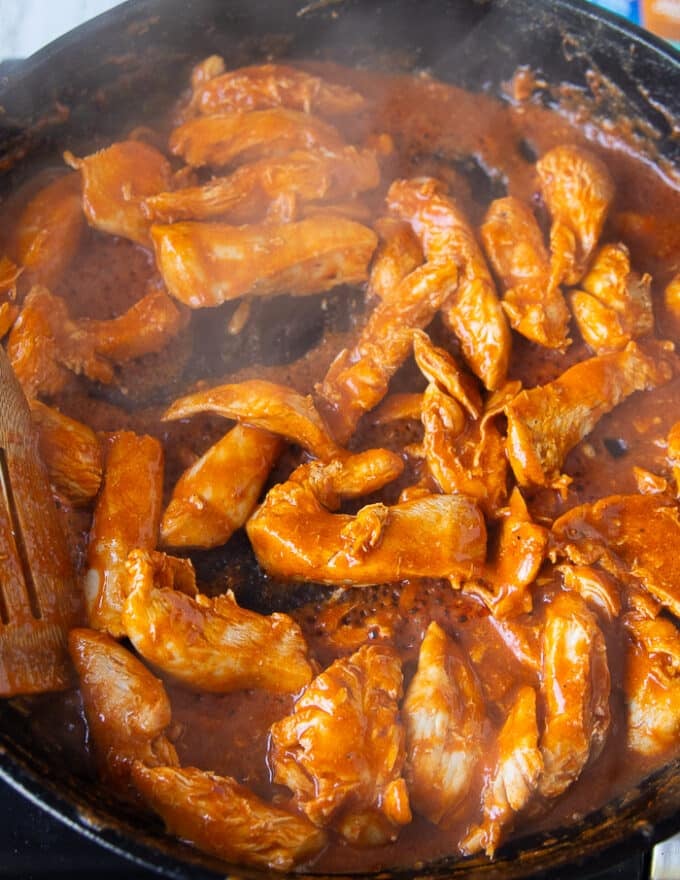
[
  {"x1": 387, "y1": 176, "x2": 510, "y2": 390},
  {"x1": 462, "y1": 686, "x2": 542, "y2": 857},
  {"x1": 0, "y1": 301, "x2": 18, "y2": 339},
  {"x1": 184, "y1": 60, "x2": 365, "y2": 118},
  {"x1": 539, "y1": 593, "x2": 611, "y2": 799},
  {"x1": 83, "y1": 432, "x2": 164, "y2": 637},
  {"x1": 7, "y1": 285, "x2": 185, "y2": 398},
  {"x1": 557, "y1": 564, "x2": 621, "y2": 621},
  {"x1": 7, "y1": 174, "x2": 83, "y2": 289},
  {"x1": 403, "y1": 622, "x2": 486, "y2": 826},
  {"x1": 162, "y1": 424, "x2": 282, "y2": 549},
  {"x1": 30, "y1": 400, "x2": 102, "y2": 506},
  {"x1": 367, "y1": 217, "x2": 424, "y2": 303},
  {"x1": 122, "y1": 549, "x2": 312, "y2": 694},
  {"x1": 370, "y1": 392, "x2": 424, "y2": 424},
  {"x1": 142, "y1": 147, "x2": 379, "y2": 223},
  {"x1": 65, "y1": 141, "x2": 172, "y2": 245},
  {"x1": 163, "y1": 379, "x2": 342, "y2": 461},
  {"x1": 132, "y1": 764, "x2": 327, "y2": 871},
  {"x1": 465, "y1": 488, "x2": 549, "y2": 617},
  {"x1": 412, "y1": 329, "x2": 482, "y2": 419},
  {"x1": 536, "y1": 144, "x2": 615, "y2": 288},
  {"x1": 151, "y1": 216, "x2": 377, "y2": 308},
  {"x1": 269, "y1": 643, "x2": 411, "y2": 845},
  {"x1": 505, "y1": 341, "x2": 673, "y2": 488},
  {"x1": 247, "y1": 453, "x2": 485, "y2": 586},
  {"x1": 625, "y1": 614, "x2": 680, "y2": 756},
  {"x1": 481, "y1": 195, "x2": 570, "y2": 350},
  {"x1": 169, "y1": 109, "x2": 345, "y2": 168},
  {"x1": 553, "y1": 493, "x2": 680, "y2": 619},
  {"x1": 68, "y1": 628, "x2": 178, "y2": 788},
  {"x1": 664, "y1": 273, "x2": 680, "y2": 335},
  {"x1": 421, "y1": 377, "x2": 518, "y2": 517},
  {"x1": 569, "y1": 243, "x2": 653, "y2": 353},
  {"x1": 316, "y1": 260, "x2": 457, "y2": 443}
]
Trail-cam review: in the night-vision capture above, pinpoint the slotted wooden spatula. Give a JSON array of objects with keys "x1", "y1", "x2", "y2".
[{"x1": 0, "y1": 346, "x2": 81, "y2": 696}]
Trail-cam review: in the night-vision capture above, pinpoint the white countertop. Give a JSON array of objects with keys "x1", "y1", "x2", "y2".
[{"x1": 0, "y1": 0, "x2": 124, "y2": 59}]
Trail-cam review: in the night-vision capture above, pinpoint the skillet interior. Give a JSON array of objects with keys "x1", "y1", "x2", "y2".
[{"x1": 1, "y1": 0, "x2": 680, "y2": 876}]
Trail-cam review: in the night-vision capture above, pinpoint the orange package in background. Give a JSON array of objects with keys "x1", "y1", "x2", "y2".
[{"x1": 641, "y1": 0, "x2": 680, "y2": 41}]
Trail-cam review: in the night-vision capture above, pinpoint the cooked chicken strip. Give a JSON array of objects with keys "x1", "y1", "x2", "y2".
[
  {"x1": 553, "y1": 493, "x2": 680, "y2": 619},
  {"x1": 668, "y1": 421, "x2": 680, "y2": 497},
  {"x1": 624, "y1": 613, "x2": 680, "y2": 756},
  {"x1": 142, "y1": 147, "x2": 379, "y2": 223},
  {"x1": 412, "y1": 329, "x2": 482, "y2": 419},
  {"x1": 270, "y1": 643, "x2": 411, "y2": 845},
  {"x1": 387, "y1": 177, "x2": 510, "y2": 390},
  {"x1": 505, "y1": 341, "x2": 673, "y2": 488},
  {"x1": 122, "y1": 549, "x2": 312, "y2": 694},
  {"x1": 163, "y1": 379, "x2": 342, "y2": 461},
  {"x1": 569, "y1": 243, "x2": 653, "y2": 354},
  {"x1": 132, "y1": 764, "x2": 326, "y2": 871},
  {"x1": 481, "y1": 195, "x2": 570, "y2": 350},
  {"x1": 162, "y1": 424, "x2": 282, "y2": 549},
  {"x1": 316, "y1": 260, "x2": 457, "y2": 443},
  {"x1": 536, "y1": 145, "x2": 615, "y2": 288},
  {"x1": 84, "y1": 432, "x2": 163, "y2": 637},
  {"x1": 0, "y1": 302, "x2": 18, "y2": 339},
  {"x1": 68, "y1": 628, "x2": 178, "y2": 787},
  {"x1": 403, "y1": 622, "x2": 486, "y2": 826},
  {"x1": 462, "y1": 686, "x2": 542, "y2": 857},
  {"x1": 539, "y1": 593, "x2": 611, "y2": 799},
  {"x1": 465, "y1": 488, "x2": 549, "y2": 617},
  {"x1": 65, "y1": 141, "x2": 171, "y2": 246},
  {"x1": 31, "y1": 400, "x2": 102, "y2": 506},
  {"x1": 186, "y1": 60, "x2": 365, "y2": 117},
  {"x1": 367, "y1": 217, "x2": 424, "y2": 303},
  {"x1": 247, "y1": 454, "x2": 485, "y2": 586},
  {"x1": 557, "y1": 565, "x2": 621, "y2": 622},
  {"x1": 151, "y1": 216, "x2": 377, "y2": 308},
  {"x1": 7, "y1": 286, "x2": 186, "y2": 398},
  {"x1": 169, "y1": 109, "x2": 345, "y2": 168},
  {"x1": 8, "y1": 174, "x2": 83, "y2": 289},
  {"x1": 422, "y1": 379, "x2": 517, "y2": 517}
]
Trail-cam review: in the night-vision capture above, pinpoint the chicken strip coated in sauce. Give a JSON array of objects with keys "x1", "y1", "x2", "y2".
[
  {"x1": 536, "y1": 144, "x2": 615, "y2": 288},
  {"x1": 553, "y1": 493, "x2": 680, "y2": 619},
  {"x1": 142, "y1": 147, "x2": 380, "y2": 224},
  {"x1": 539, "y1": 593, "x2": 611, "y2": 799},
  {"x1": 68, "y1": 628, "x2": 178, "y2": 788},
  {"x1": 84, "y1": 432, "x2": 163, "y2": 637},
  {"x1": 184, "y1": 59, "x2": 365, "y2": 118},
  {"x1": 132, "y1": 764, "x2": 326, "y2": 871},
  {"x1": 161, "y1": 425, "x2": 283, "y2": 549},
  {"x1": 122, "y1": 549, "x2": 313, "y2": 694},
  {"x1": 8, "y1": 285, "x2": 186, "y2": 398},
  {"x1": 387, "y1": 176, "x2": 510, "y2": 390},
  {"x1": 65, "y1": 141, "x2": 172, "y2": 246},
  {"x1": 247, "y1": 452, "x2": 486, "y2": 587},
  {"x1": 30, "y1": 400, "x2": 102, "y2": 506},
  {"x1": 269, "y1": 643, "x2": 411, "y2": 845},
  {"x1": 163, "y1": 379, "x2": 342, "y2": 461},
  {"x1": 367, "y1": 217, "x2": 425, "y2": 303},
  {"x1": 481, "y1": 195, "x2": 570, "y2": 350},
  {"x1": 403, "y1": 622, "x2": 486, "y2": 827},
  {"x1": 151, "y1": 216, "x2": 377, "y2": 308},
  {"x1": 624, "y1": 614, "x2": 680, "y2": 757},
  {"x1": 7, "y1": 173, "x2": 83, "y2": 290},
  {"x1": 316, "y1": 260, "x2": 457, "y2": 443},
  {"x1": 505, "y1": 341, "x2": 673, "y2": 489},
  {"x1": 169, "y1": 109, "x2": 345, "y2": 168},
  {"x1": 569, "y1": 243, "x2": 653, "y2": 354},
  {"x1": 462, "y1": 686, "x2": 542, "y2": 857}
]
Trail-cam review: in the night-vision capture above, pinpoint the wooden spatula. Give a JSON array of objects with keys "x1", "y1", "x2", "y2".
[{"x1": 0, "y1": 346, "x2": 81, "y2": 696}]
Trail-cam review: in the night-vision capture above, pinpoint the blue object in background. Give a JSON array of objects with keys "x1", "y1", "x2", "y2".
[{"x1": 588, "y1": 0, "x2": 641, "y2": 25}]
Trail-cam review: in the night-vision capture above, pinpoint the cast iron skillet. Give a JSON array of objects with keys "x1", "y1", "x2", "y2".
[{"x1": 1, "y1": 1, "x2": 680, "y2": 877}]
